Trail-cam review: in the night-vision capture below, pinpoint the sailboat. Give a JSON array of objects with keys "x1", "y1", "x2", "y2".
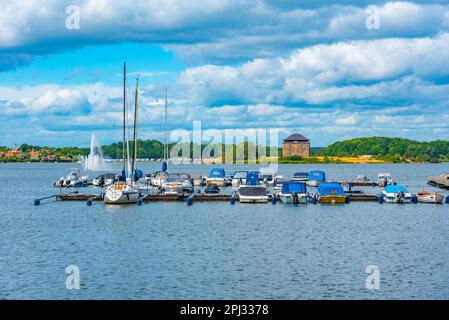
[{"x1": 104, "y1": 63, "x2": 140, "y2": 205}]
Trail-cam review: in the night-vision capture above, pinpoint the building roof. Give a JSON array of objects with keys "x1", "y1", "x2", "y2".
[{"x1": 283, "y1": 133, "x2": 309, "y2": 142}]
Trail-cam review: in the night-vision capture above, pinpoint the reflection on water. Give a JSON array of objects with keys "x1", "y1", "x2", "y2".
[{"x1": 0, "y1": 162, "x2": 449, "y2": 299}]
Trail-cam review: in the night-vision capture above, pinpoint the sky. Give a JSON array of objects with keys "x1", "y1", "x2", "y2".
[{"x1": 1, "y1": 0, "x2": 449, "y2": 147}]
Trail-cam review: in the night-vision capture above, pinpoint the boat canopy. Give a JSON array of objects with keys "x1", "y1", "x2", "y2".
[
  {"x1": 385, "y1": 185, "x2": 409, "y2": 193},
  {"x1": 246, "y1": 171, "x2": 260, "y2": 185},
  {"x1": 281, "y1": 181, "x2": 307, "y2": 194},
  {"x1": 317, "y1": 183, "x2": 344, "y2": 196},
  {"x1": 309, "y1": 170, "x2": 326, "y2": 181},
  {"x1": 210, "y1": 168, "x2": 225, "y2": 178}
]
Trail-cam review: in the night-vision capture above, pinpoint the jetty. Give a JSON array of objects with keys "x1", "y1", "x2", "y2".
[
  {"x1": 427, "y1": 173, "x2": 449, "y2": 190},
  {"x1": 55, "y1": 192, "x2": 380, "y2": 203}
]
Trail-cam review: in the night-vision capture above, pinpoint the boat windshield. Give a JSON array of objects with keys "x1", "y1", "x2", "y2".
[{"x1": 233, "y1": 171, "x2": 248, "y2": 179}]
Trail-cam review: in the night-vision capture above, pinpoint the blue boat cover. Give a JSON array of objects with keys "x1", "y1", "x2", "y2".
[
  {"x1": 385, "y1": 185, "x2": 409, "y2": 193},
  {"x1": 281, "y1": 182, "x2": 307, "y2": 194},
  {"x1": 317, "y1": 183, "x2": 344, "y2": 196},
  {"x1": 246, "y1": 171, "x2": 260, "y2": 185},
  {"x1": 210, "y1": 168, "x2": 225, "y2": 178},
  {"x1": 134, "y1": 169, "x2": 143, "y2": 179},
  {"x1": 309, "y1": 170, "x2": 326, "y2": 181}
]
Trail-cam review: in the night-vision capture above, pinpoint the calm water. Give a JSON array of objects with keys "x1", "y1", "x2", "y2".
[{"x1": 1, "y1": 162, "x2": 449, "y2": 299}]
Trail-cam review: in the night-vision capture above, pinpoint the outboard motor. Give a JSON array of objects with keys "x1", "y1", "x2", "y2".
[{"x1": 396, "y1": 190, "x2": 404, "y2": 203}]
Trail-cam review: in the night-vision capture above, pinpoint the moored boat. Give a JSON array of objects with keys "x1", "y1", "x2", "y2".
[
  {"x1": 92, "y1": 173, "x2": 117, "y2": 187},
  {"x1": 317, "y1": 183, "x2": 347, "y2": 204},
  {"x1": 279, "y1": 181, "x2": 308, "y2": 204},
  {"x1": 291, "y1": 172, "x2": 309, "y2": 182},
  {"x1": 231, "y1": 171, "x2": 248, "y2": 187},
  {"x1": 417, "y1": 190, "x2": 444, "y2": 204},
  {"x1": 377, "y1": 173, "x2": 395, "y2": 187},
  {"x1": 382, "y1": 185, "x2": 415, "y2": 203},
  {"x1": 238, "y1": 171, "x2": 268, "y2": 203},
  {"x1": 206, "y1": 168, "x2": 226, "y2": 187},
  {"x1": 427, "y1": 173, "x2": 449, "y2": 190},
  {"x1": 307, "y1": 170, "x2": 325, "y2": 187},
  {"x1": 103, "y1": 63, "x2": 140, "y2": 205},
  {"x1": 238, "y1": 185, "x2": 268, "y2": 203},
  {"x1": 160, "y1": 173, "x2": 194, "y2": 196},
  {"x1": 54, "y1": 168, "x2": 88, "y2": 188},
  {"x1": 104, "y1": 182, "x2": 140, "y2": 204}
]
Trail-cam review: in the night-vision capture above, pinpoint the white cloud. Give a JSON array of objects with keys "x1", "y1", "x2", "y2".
[
  {"x1": 335, "y1": 114, "x2": 359, "y2": 126},
  {"x1": 2, "y1": 1, "x2": 449, "y2": 69},
  {"x1": 177, "y1": 33, "x2": 449, "y2": 106}
]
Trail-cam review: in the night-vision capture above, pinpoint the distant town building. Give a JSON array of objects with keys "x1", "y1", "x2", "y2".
[
  {"x1": 29, "y1": 150, "x2": 39, "y2": 159},
  {"x1": 282, "y1": 133, "x2": 310, "y2": 158},
  {"x1": 6, "y1": 147, "x2": 22, "y2": 158}
]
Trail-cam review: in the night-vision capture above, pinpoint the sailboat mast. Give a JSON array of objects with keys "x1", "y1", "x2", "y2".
[
  {"x1": 122, "y1": 62, "x2": 126, "y2": 174},
  {"x1": 164, "y1": 87, "x2": 168, "y2": 160},
  {"x1": 131, "y1": 77, "x2": 139, "y2": 176}
]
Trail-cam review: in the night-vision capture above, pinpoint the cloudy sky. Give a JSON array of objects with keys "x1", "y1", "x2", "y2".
[{"x1": 1, "y1": 0, "x2": 449, "y2": 147}]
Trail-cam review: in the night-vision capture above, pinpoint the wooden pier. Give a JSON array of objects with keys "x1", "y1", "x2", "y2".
[{"x1": 56, "y1": 192, "x2": 379, "y2": 203}]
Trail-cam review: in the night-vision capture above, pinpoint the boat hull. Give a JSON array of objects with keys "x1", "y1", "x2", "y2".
[
  {"x1": 279, "y1": 193, "x2": 308, "y2": 204},
  {"x1": 319, "y1": 195, "x2": 346, "y2": 204},
  {"x1": 382, "y1": 192, "x2": 413, "y2": 203},
  {"x1": 239, "y1": 196, "x2": 268, "y2": 203},
  {"x1": 417, "y1": 193, "x2": 444, "y2": 204},
  {"x1": 104, "y1": 190, "x2": 140, "y2": 204}
]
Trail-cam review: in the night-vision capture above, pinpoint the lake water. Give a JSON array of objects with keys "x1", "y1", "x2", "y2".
[{"x1": 1, "y1": 162, "x2": 449, "y2": 299}]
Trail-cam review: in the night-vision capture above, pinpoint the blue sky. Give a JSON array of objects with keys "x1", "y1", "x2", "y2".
[{"x1": 1, "y1": 0, "x2": 449, "y2": 147}]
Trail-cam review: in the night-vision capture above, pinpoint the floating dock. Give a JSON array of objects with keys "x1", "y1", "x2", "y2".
[{"x1": 55, "y1": 193, "x2": 379, "y2": 203}]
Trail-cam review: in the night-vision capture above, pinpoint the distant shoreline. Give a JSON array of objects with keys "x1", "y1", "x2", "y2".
[{"x1": 1, "y1": 157, "x2": 447, "y2": 165}]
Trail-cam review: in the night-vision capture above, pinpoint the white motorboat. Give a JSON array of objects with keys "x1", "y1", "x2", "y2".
[
  {"x1": 54, "y1": 168, "x2": 88, "y2": 187},
  {"x1": 92, "y1": 173, "x2": 117, "y2": 187},
  {"x1": 382, "y1": 185, "x2": 414, "y2": 203},
  {"x1": 206, "y1": 168, "x2": 226, "y2": 187},
  {"x1": 291, "y1": 172, "x2": 309, "y2": 182},
  {"x1": 103, "y1": 182, "x2": 140, "y2": 204},
  {"x1": 417, "y1": 190, "x2": 444, "y2": 204},
  {"x1": 238, "y1": 185, "x2": 269, "y2": 203},
  {"x1": 160, "y1": 173, "x2": 194, "y2": 196},
  {"x1": 149, "y1": 171, "x2": 169, "y2": 187},
  {"x1": 377, "y1": 173, "x2": 395, "y2": 187},
  {"x1": 279, "y1": 181, "x2": 308, "y2": 204},
  {"x1": 238, "y1": 171, "x2": 268, "y2": 203},
  {"x1": 231, "y1": 171, "x2": 248, "y2": 187}
]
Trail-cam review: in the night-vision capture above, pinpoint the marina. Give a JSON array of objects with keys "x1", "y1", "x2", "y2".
[
  {"x1": 6, "y1": 161, "x2": 449, "y2": 300},
  {"x1": 37, "y1": 166, "x2": 448, "y2": 206}
]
